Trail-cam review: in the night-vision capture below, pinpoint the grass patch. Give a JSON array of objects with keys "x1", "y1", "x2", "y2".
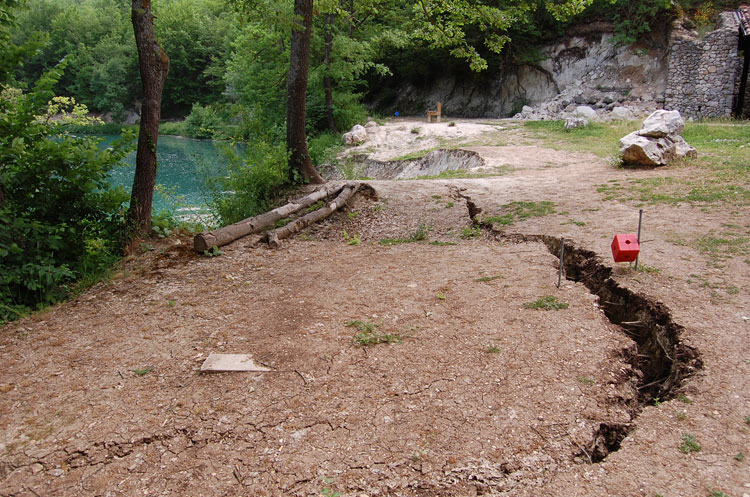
[
  {"x1": 411, "y1": 165, "x2": 512, "y2": 180},
  {"x1": 460, "y1": 226, "x2": 482, "y2": 239},
  {"x1": 347, "y1": 320, "x2": 402, "y2": 346},
  {"x1": 483, "y1": 200, "x2": 556, "y2": 226},
  {"x1": 429, "y1": 240, "x2": 457, "y2": 246},
  {"x1": 133, "y1": 366, "x2": 152, "y2": 377},
  {"x1": 523, "y1": 120, "x2": 639, "y2": 157},
  {"x1": 523, "y1": 296, "x2": 569, "y2": 310},
  {"x1": 475, "y1": 275, "x2": 502, "y2": 282},
  {"x1": 485, "y1": 345, "x2": 501, "y2": 354}
]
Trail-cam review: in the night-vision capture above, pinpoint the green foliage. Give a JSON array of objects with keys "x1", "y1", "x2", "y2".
[
  {"x1": 343, "y1": 231, "x2": 361, "y2": 246},
  {"x1": 610, "y1": 0, "x2": 672, "y2": 45},
  {"x1": 0, "y1": 64, "x2": 134, "y2": 322},
  {"x1": 678, "y1": 433, "x2": 701, "y2": 453},
  {"x1": 185, "y1": 103, "x2": 225, "y2": 139},
  {"x1": 205, "y1": 138, "x2": 290, "y2": 225},
  {"x1": 347, "y1": 320, "x2": 402, "y2": 346},
  {"x1": 308, "y1": 131, "x2": 342, "y2": 167},
  {"x1": 523, "y1": 296, "x2": 569, "y2": 310}
]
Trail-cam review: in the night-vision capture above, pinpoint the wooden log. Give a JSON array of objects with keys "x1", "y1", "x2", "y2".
[
  {"x1": 266, "y1": 184, "x2": 360, "y2": 248},
  {"x1": 193, "y1": 183, "x2": 348, "y2": 252}
]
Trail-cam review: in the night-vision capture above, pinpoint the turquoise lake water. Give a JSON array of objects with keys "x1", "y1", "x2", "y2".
[{"x1": 99, "y1": 135, "x2": 226, "y2": 218}]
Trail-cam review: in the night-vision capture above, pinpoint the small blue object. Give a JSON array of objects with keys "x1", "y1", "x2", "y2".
[{"x1": 394, "y1": 111, "x2": 399, "y2": 117}]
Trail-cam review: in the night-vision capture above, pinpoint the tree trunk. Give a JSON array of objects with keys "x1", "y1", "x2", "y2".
[
  {"x1": 193, "y1": 183, "x2": 347, "y2": 252},
  {"x1": 128, "y1": 0, "x2": 169, "y2": 239},
  {"x1": 286, "y1": 0, "x2": 324, "y2": 184},
  {"x1": 265, "y1": 184, "x2": 359, "y2": 248},
  {"x1": 323, "y1": 13, "x2": 338, "y2": 134}
]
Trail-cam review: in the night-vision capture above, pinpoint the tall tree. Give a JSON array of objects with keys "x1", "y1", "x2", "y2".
[
  {"x1": 128, "y1": 0, "x2": 169, "y2": 237},
  {"x1": 286, "y1": 0, "x2": 324, "y2": 184}
]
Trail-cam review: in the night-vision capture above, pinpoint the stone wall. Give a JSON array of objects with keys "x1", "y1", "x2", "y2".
[{"x1": 664, "y1": 12, "x2": 742, "y2": 117}]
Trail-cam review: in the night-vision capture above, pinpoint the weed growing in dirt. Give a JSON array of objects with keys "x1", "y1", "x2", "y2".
[
  {"x1": 133, "y1": 367, "x2": 152, "y2": 377},
  {"x1": 347, "y1": 320, "x2": 402, "y2": 346},
  {"x1": 429, "y1": 240, "x2": 456, "y2": 246},
  {"x1": 306, "y1": 200, "x2": 325, "y2": 213},
  {"x1": 437, "y1": 292, "x2": 447, "y2": 300},
  {"x1": 563, "y1": 219, "x2": 586, "y2": 226},
  {"x1": 523, "y1": 296, "x2": 569, "y2": 310},
  {"x1": 343, "y1": 231, "x2": 361, "y2": 246},
  {"x1": 320, "y1": 477, "x2": 341, "y2": 497},
  {"x1": 347, "y1": 210, "x2": 359, "y2": 219},
  {"x1": 201, "y1": 245, "x2": 224, "y2": 257},
  {"x1": 744, "y1": 416, "x2": 750, "y2": 425},
  {"x1": 485, "y1": 345, "x2": 501, "y2": 354},
  {"x1": 678, "y1": 394, "x2": 693, "y2": 404},
  {"x1": 707, "y1": 490, "x2": 730, "y2": 497},
  {"x1": 483, "y1": 201, "x2": 556, "y2": 226},
  {"x1": 411, "y1": 127, "x2": 420, "y2": 134},
  {"x1": 379, "y1": 225, "x2": 429, "y2": 245},
  {"x1": 635, "y1": 264, "x2": 661, "y2": 274},
  {"x1": 476, "y1": 275, "x2": 502, "y2": 282},
  {"x1": 448, "y1": 121, "x2": 456, "y2": 127},
  {"x1": 735, "y1": 452, "x2": 745, "y2": 462},
  {"x1": 678, "y1": 433, "x2": 701, "y2": 453},
  {"x1": 577, "y1": 376, "x2": 595, "y2": 386}
]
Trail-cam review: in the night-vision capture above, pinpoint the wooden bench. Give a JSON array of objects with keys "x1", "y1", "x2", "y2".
[{"x1": 426, "y1": 102, "x2": 442, "y2": 123}]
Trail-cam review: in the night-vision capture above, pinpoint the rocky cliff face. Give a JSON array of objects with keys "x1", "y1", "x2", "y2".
[{"x1": 371, "y1": 22, "x2": 670, "y2": 118}]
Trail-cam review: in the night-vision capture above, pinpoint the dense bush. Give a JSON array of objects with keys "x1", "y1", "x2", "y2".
[
  {"x1": 0, "y1": 67, "x2": 134, "y2": 322},
  {"x1": 205, "y1": 139, "x2": 290, "y2": 225}
]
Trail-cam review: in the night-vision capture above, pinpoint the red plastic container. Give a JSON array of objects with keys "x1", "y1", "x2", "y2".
[{"x1": 611, "y1": 234, "x2": 640, "y2": 263}]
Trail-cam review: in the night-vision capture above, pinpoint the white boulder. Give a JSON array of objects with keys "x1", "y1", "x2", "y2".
[
  {"x1": 618, "y1": 110, "x2": 696, "y2": 166},
  {"x1": 342, "y1": 124, "x2": 368, "y2": 145},
  {"x1": 638, "y1": 110, "x2": 685, "y2": 138}
]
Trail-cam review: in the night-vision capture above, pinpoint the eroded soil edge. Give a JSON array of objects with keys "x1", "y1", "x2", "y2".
[{"x1": 466, "y1": 204, "x2": 704, "y2": 463}]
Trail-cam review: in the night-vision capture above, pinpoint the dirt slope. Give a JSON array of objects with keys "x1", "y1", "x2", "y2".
[{"x1": 1, "y1": 120, "x2": 748, "y2": 497}]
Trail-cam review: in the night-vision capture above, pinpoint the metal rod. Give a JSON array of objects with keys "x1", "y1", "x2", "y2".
[
  {"x1": 634, "y1": 209, "x2": 643, "y2": 271},
  {"x1": 557, "y1": 237, "x2": 565, "y2": 288}
]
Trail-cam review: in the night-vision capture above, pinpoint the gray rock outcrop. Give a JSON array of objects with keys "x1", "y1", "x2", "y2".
[{"x1": 619, "y1": 110, "x2": 696, "y2": 166}]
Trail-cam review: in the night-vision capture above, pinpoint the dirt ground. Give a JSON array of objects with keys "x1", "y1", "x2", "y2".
[{"x1": 1, "y1": 119, "x2": 748, "y2": 497}]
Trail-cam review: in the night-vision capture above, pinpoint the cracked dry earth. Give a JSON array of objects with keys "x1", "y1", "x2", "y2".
[{"x1": 1, "y1": 129, "x2": 749, "y2": 497}]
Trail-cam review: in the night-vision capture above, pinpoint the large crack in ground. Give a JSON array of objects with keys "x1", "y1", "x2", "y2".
[{"x1": 456, "y1": 190, "x2": 704, "y2": 463}]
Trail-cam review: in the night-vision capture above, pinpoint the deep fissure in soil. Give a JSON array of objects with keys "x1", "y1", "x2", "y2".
[{"x1": 477, "y1": 227, "x2": 702, "y2": 462}]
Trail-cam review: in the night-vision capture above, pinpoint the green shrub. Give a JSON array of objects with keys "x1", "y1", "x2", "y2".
[
  {"x1": 309, "y1": 131, "x2": 342, "y2": 167},
  {"x1": 185, "y1": 103, "x2": 224, "y2": 139},
  {"x1": 205, "y1": 139, "x2": 291, "y2": 224},
  {"x1": 0, "y1": 69, "x2": 134, "y2": 322}
]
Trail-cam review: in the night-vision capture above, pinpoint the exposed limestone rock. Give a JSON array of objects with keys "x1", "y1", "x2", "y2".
[
  {"x1": 610, "y1": 106, "x2": 634, "y2": 121},
  {"x1": 564, "y1": 117, "x2": 589, "y2": 129},
  {"x1": 342, "y1": 124, "x2": 368, "y2": 145},
  {"x1": 638, "y1": 110, "x2": 684, "y2": 137},
  {"x1": 574, "y1": 106, "x2": 598, "y2": 120},
  {"x1": 619, "y1": 110, "x2": 696, "y2": 166},
  {"x1": 365, "y1": 120, "x2": 378, "y2": 129}
]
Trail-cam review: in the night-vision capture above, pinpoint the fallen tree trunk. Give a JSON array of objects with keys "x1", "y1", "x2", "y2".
[
  {"x1": 193, "y1": 183, "x2": 349, "y2": 252},
  {"x1": 266, "y1": 184, "x2": 360, "y2": 248}
]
